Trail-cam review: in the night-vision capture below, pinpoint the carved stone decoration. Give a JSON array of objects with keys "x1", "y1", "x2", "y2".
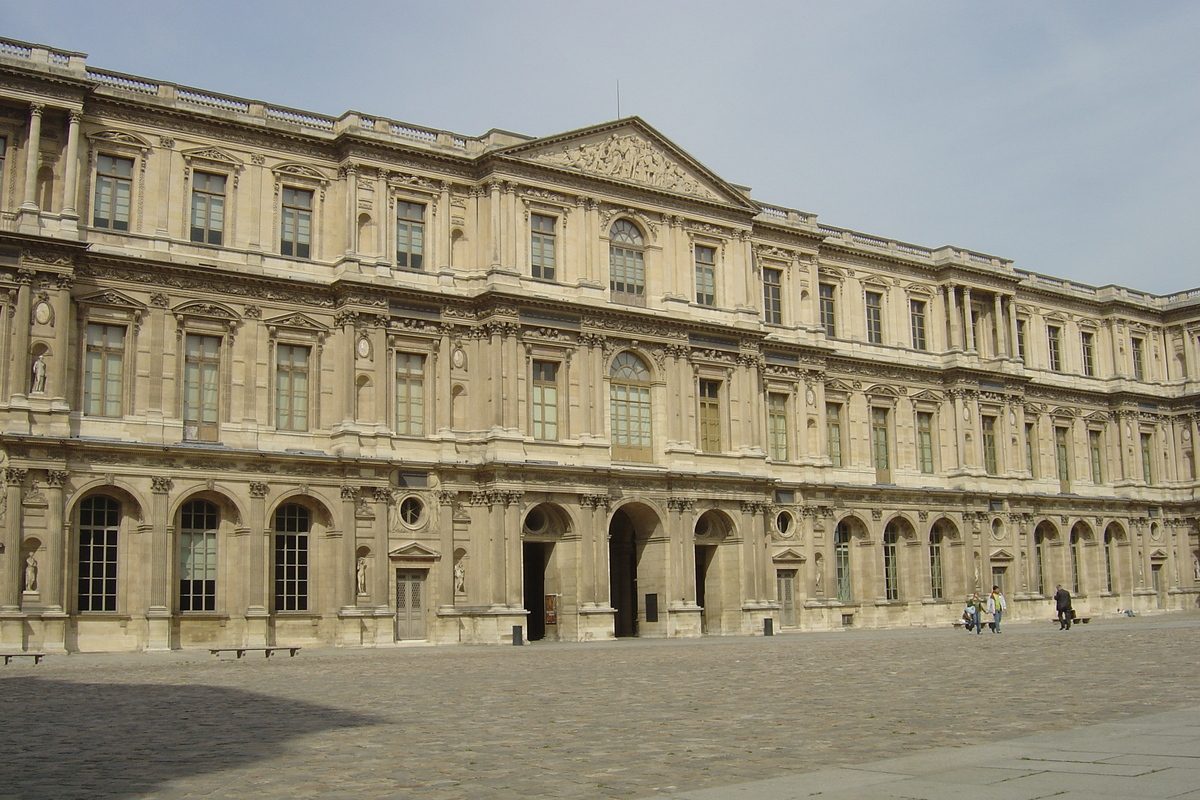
[
  {"x1": 45, "y1": 470, "x2": 69, "y2": 488},
  {"x1": 30, "y1": 353, "x2": 47, "y2": 393},
  {"x1": 527, "y1": 132, "x2": 720, "y2": 200},
  {"x1": 151, "y1": 476, "x2": 173, "y2": 494},
  {"x1": 248, "y1": 482, "x2": 269, "y2": 498},
  {"x1": 356, "y1": 556, "x2": 368, "y2": 596}
]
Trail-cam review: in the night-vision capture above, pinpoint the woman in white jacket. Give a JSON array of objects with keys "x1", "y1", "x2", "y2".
[{"x1": 985, "y1": 585, "x2": 1008, "y2": 633}]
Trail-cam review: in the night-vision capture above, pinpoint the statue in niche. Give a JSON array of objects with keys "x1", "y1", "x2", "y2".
[
  {"x1": 1193, "y1": 556, "x2": 1199, "y2": 581},
  {"x1": 23, "y1": 552, "x2": 37, "y2": 592},
  {"x1": 356, "y1": 557, "x2": 368, "y2": 596},
  {"x1": 31, "y1": 354, "x2": 47, "y2": 394},
  {"x1": 453, "y1": 560, "x2": 466, "y2": 594}
]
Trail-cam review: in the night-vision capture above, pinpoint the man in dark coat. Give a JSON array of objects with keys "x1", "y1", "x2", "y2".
[{"x1": 1054, "y1": 585, "x2": 1073, "y2": 630}]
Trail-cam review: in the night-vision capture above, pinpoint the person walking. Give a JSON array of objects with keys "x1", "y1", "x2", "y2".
[
  {"x1": 968, "y1": 592, "x2": 985, "y2": 634},
  {"x1": 986, "y1": 585, "x2": 1007, "y2": 633},
  {"x1": 1054, "y1": 584, "x2": 1073, "y2": 630}
]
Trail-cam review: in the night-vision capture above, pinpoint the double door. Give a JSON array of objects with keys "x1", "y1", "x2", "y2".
[{"x1": 396, "y1": 569, "x2": 427, "y2": 640}]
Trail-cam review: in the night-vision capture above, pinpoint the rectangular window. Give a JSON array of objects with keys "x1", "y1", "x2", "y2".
[
  {"x1": 531, "y1": 360, "x2": 559, "y2": 441},
  {"x1": 275, "y1": 344, "x2": 310, "y2": 431},
  {"x1": 694, "y1": 244, "x2": 716, "y2": 306},
  {"x1": 929, "y1": 535, "x2": 944, "y2": 600},
  {"x1": 530, "y1": 213, "x2": 556, "y2": 280},
  {"x1": 1047, "y1": 325, "x2": 1062, "y2": 372},
  {"x1": 1025, "y1": 422, "x2": 1037, "y2": 477},
  {"x1": 910, "y1": 299, "x2": 927, "y2": 351},
  {"x1": 1055, "y1": 425, "x2": 1070, "y2": 483},
  {"x1": 395, "y1": 352, "x2": 425, "y2": 435},
  {"x1": 78, "y1": 498, "x2": 119, "y2": 613},
  {"x1": 83, "y1": 323, "x2": 125, "y2": 417},
  {"x1": 93, "y1": 154, "x2": 133, "y2": 230},
  {"x1": 274, "y1": 531, "x2": 308, "y2": 612},
  {"x1": 698, "y1": 379, "x2": 721, "y2": 453},
  {"x1": 1016, "y1": 319, "x2": 1027, "y2": 361},
  {"x1": 767, "y1": 393, "x2": 788, "y2": 461},
  {"x1": 609, "y1": 243, "x2": 645, "y2": 301},
  {"x1": 982, "y1": 415, "x2": 998, "y2": 475},
  {"x1": 917, "y1": 411, "x2": 934, "y2": 474},
  {"x1": 1081, "y1": 331, "x2": 1095, "y2": 377},
  {"x1": 183, "y1": 334, "x2": 221, "y2": 442},
  {"x1": 1089, "y1": 429, "x2": 1103, "y2": 484},
  {"x1": 179, "y1": 529, "x2": 217, "y2": 612},
  {"x1": 396, "y1": 200, "x2": 425, "y2": 269},
  {"x1": 883, "y1": 533, "x2": 899, "y2": 601},
  {"x1": 1140, "y1": 432, "x2": 1153, "y2": 483},
  {"x1": 190, "y1": 171, "x2": 226, "y2": 245},
  {"x1": 280, "y1": 187, "x2": 312, "y2": 258},
  {"x1": 826, "y1": 402, "x2": 843, "y2": 467},
  {"x1": 1132, "y1": 337, "x2": 1145, "y2": 381},
  {"x1": 762, "y1": 267, "x2": 782, "y2": 325},
  {"x1": 819, "y1": 283, "x2": 836, "y2": 337},
  {"x1": 865, "y1": 291, "x2": 883, "y2": 344},
  {"x1": 871, "y1": 407, "x2": 890, "y2": 471}
]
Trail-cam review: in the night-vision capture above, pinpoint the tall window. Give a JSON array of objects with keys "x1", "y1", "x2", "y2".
[
  {"x1": 1103, "y1": 530, "x2": 1116, "y2": 593},
  {"x1": 698, "y1": 379, "x2": 722, "y2": 453},
  {"x1": 280, "y1": 187, "x2": 313, "y2": 258},
  {"x1": 1025, "y1": 422, "x2": 1037, "y2": 477},
  {"x1": 883, "y1": 523, "x2": 900, "y2": 601},
  {"x1": 183, "y1": 334, "x2": 221, "y2": 441},
  {"x1": 910, "y1": 299, "x2": 927, "y2": 351},
  {"x1": 396, "y1": 200, "x2": 425, "y2": 270},
  {"x1": 1033, "y1": 530, "x2": 1047, "y2": 595},
  {"x1": 1080, "y1": 331, "x2": 1095, "y2": 377},
  {"x1": 179, "y1": 499, "x2": 217, "y2": 612},
  {"x1": 1047, "y1": 325, "x2": 1062, "y2": 372},
  {"x1": 767, "y1": 393, "x2": 788, "y2": 461},
  {"x1": 928, "y1": 528, "x2": 944, "y2": 600},
  {"x1": 93, "y1": 154, "x2": 133, "y2": 230},
  {"x1": 762, "y1": 267, "x2": 782, "y2": 325},
  {"x1": 819, "y1": 283, "x2": 836, "y2": 337},
  {"x1": 1016, "y1": 319, "x2": 1027, "y2": 361},
  {"x1": 275, "y1": 344, "x2": 310, "y2": 431},
  {"x1": 190, "y1": 171, "x2": 226, "y2": 245},
  {"x1": 1140, "y1": 432, "x2": 1153, "y2": 483},
  {"x1": 530, "y1": 213, "x2": 556, "y2": 280},
  {"x1": 1131, "y1": 337, "x2": 1145, "y2": 380},
  {"x1": 1055, "y1": 425, "x2": 1070, "y2": 483},
  {"x1": 531, "y1": 360, "x2": 559, "y2": 440},
  {"x1": 865, "y1": 291, "x2": 883, "y2": 344},
  {"x1": 834, "y1": 522, "x2": 852, "y2": 602},
  {"x1": 982, "y1": 415, "x2": 998, "y2": 475},
  {"x1": 916, "y1": 411, "x2": 934, "y2": 474},
  {"x1": 274, "y1": 503, "x2": 310, "y2": 612},
  {"x1": 395, "y1": 352, "x2": 425, "y2": 435},
  {"x1": 78, "y1": 495, "x2": 120, "y2": 612},
  {"x1": 826, "y1": 402, "x2": 843, "y2": 467},
  {"x1": 83, "y1": 323, "x2": 125, "y2": 417},
  {"x1": 694, "y1": 244, "x2": 716, "y2": 306},
  {"x1": 610, "y1": 352, "x2": 652, "y2": 462},
  {"x1": 871, "y1": 407, "x2": 890, "y2": 471},
  {"x1": 1070, "y1": 530, "x2": 1083, "y2": 594},
  {"x1": 609, "y1": 220, "x2": 645, "y2": 304},
  {"x1": 1089, "y1": 430, "x2": 1103, "y2": 484}
]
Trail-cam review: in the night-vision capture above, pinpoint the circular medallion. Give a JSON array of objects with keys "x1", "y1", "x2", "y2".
[
  {"x1": 356, "y1": 337, "x2": 371, "y2": 359},
  {"x1": 34, "y1": 302, "x2": 51, "y2": 325},
  {"x1": 452, "y1": 348, "x2": 466, "y2": 369}
]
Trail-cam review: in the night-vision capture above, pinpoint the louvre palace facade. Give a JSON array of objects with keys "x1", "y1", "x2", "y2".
[{"x1": 0, "y1": 38, "x2": 1197, "y2": 654}]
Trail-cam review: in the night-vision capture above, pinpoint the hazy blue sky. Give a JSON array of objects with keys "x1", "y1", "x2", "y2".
[{"x1": 6, "y1": 1, "x2": 1198, "y2": 294}]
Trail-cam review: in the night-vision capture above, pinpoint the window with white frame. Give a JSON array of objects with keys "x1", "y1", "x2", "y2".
[
  {"x1": 1089, "y1": 429, "x2": 1103, "y2": 484},
  {"x1": 698, "y1": 379, "x2": 722, "y2": 453},
  {"x1": 694, "y1": 244, "x2": 716, "y2": 306},
  {"x1": 1081, "y1": 331, "x2": 1095, "y2": 377},
  {"x1": 1131, "y1": 336, "x2": 1146, "y2": 381},
  {"x1": 179, "y1": 499, "x2": 218, "y2": 612},
  {"x1": 609, "y1": 220, "x2": 646, "y2": 304},
  {"x1": 530, "y1": 213, "x2": 556, "y2": 280},
  {"x1": 865, "y1": 291, "x2": 883, "y2": 345},
  {"x1": 280, "y1": 187, "x2": 313, "y2": 258},
  {"x1": 819, "y1": 283, "x2": 837, "y2": 337},
  {"x1": 610, "y1": 351, "x2": 652, "y2": 462},
  {"x1": 531, "y1": 360, "x2": 559, "y2": 440},
  {"x1": 827, "y1": 402, "x2": 844, "y2": 467},
  {"x1": 93, "y1": 154, "x2": 133, "y2": 230},
  {"x1": 395, "y1": 352, "x2": 425, "y2": 435},
  {"x1": 77, "y1": 495, "x2": 120, "y2": 612},
  {"x1": 1047, "y1": 325, "x2": 1063, "y2": 372},
  {"x1": 190, "y1": 171, "x2": 226, "y2": 245},
  {"x1": 916, "y1": 410, "x2": 935, "y2": 474},
  {"x1": 910, "y1": 299, "x2": 927, "y2": 351},
  {"x1": 767, "y1": 392, "x2": 788, "y2": 461},
  {"x1": 275, "y1": 344, "x2": 310, "y2": 431},
  {"x1": 762, "y1": 267, "x2": 782, "y2": 325},
  {"x1": 183, "y1": 334, "x2": 221, "y2": 442},
  {"x1": 396, "y1": 200, "x2": 425, "y2": 270},
  {"x1": 83, "y1": 323, "x2": 125, "y2": 417},
  {"x1": 871, "y1": 406, "x2": 890, "y2": 471},
  {"x1": 982, "y1": 414, "x2": 998, "y2": 475}
]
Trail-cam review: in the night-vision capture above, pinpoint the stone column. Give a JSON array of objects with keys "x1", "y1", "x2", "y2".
[
  {"x1": 946, "y1": 285, "x2": 961, "y2": 351},
  {"x1": 146, "y1": 476, "x2": 174, "y2": 651},
  {"x1": 963, "y1": 287, "x2": 976, "y2": 352},
  {"x1": 21, "y1": 103, "x2": 44, "y2": 211},
  {"x1": 10, "y1": 270, "x2": 33, "y2": 402},
  {"x1": 344, "y1": 164, "x2": 358, "y2": 257},
  {"x1": 337, "y1": 485, "x2": 358, "y2": 610},
  {"x1": 1, "y1": 469, "x2": 28, "y2": 612},
  {"x1": 245, "y1": 481, "x2": 269, "y2": 646},
  {"x1": 1008, "y1": 297, "x2": 1020, "y2": 362},
  {"x1": 62, "y1": 109, "x2": 82, "y2": 218},
  {"x1": 488, "y1": 182, "x2": 501, "y2": 269},
  {"x1": 48, "y1": 274, "x2": 72, "y2": 401},
  {"x1": 504, "y1": 491, "x2": 523, "y2": 608},
  {"x1": 993, "y1": 295, "x2": 1006, "y2": 357},
  {"x1": 40, "y1": 470, "x2": 69, "y2": 612}
]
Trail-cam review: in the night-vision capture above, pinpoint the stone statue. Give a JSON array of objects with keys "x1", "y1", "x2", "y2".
[
  {"x1": 24, "y1": 552, "x2": 37, "y2": 592},
  {"x1": 1193, "y1": 556, "x2": 1199, "y2": 581},
  {"x1": 356, "y1": 556, "x2": 368, "y2": 596},
  {"x1": 31, "y1": 354, "x2": 47, "y2": 394},
  {"x1": 454, "y1": 561, "x2": 466, "y2": 594}
]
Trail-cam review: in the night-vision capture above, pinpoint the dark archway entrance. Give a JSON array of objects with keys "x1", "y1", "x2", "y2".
[
  {"x1": 523, "y1": 542, "x2": 551, "y2": 641},
  {"x1": 609, "y1": 509, "x2": 639, "y2": 637},
  {"x1": 695, "y1": 544, "x2": 716, "y2": 633}
]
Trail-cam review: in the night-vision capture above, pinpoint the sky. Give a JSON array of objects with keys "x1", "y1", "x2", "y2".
[{"x1": 5, "y1": 0, "x2": 1199, "y2": 295}]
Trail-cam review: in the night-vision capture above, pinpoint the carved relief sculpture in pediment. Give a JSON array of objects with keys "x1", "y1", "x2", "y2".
[{"x1": 528, "y1": 133, "x2": 720, "y2": 201}]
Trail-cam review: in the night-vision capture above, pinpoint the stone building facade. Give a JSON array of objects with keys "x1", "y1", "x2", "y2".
[{"x1": 0, "y1": 39, "x2": 1197, "y2": 653}]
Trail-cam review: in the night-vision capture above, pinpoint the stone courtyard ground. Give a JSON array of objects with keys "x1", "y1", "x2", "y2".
[{"x1": 2, "y1": 613, "x2": 1199, "y2": 799}]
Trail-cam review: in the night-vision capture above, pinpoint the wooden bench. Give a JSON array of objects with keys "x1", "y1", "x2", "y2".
[
  {"x1": 2, "y1": 653, "x2": 45, "y2": 665},
  {"x1": 209, "y1": 646, "x2": 301, "y2": 659}
]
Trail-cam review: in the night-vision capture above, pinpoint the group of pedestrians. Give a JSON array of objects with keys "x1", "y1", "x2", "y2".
[{"x1": 962, "y1": 584, "x2": 1077, "y2": 633}]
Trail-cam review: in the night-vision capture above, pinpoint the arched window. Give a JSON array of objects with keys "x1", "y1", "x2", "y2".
[
  {"x1": 78, "y1": 495, "x2": 121, "y2": 612},
  {"x1": 928, "y1": 527, "x2": 944, "y2": 600},
  {"x1": 1033, "y1": 528, "x2": 1047, "y2": 596},
  {"x1": 274, "y1": 503, "x2": 311, "y2": 612},
  {"x1": 883, "y1": 522, "x2": 900, "y2": 601},
  {"x1": 610, "y1": 352, "x2": 652, "y2": 462},
  {"x1": 179, "y1": 499, "x2": 218, "y2": 612},
  {"x1": 609, "y1": 220, "x2": 645, "y2": 305},
  {"x1": 835, "y1": 522, "x2": 852, "y2": 603},
  {"x1": 1070, "y1": 529, "x2": 1083, "y2": 594},
  {"x1": 1103, "y1": 529, "x2": 1116, "y2": 593}
]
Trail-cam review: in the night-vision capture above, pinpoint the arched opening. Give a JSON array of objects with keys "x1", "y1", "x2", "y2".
[
  {"x1": 1033, "y1": 521, "x2": 1057, "y2": 596},
  {"x1": 37, "y1": 164, "x2": 54, "y2": 212},
  {"x1": 608, "y1": 218, "x2": 646, "y2": 306},
  {"x1": 694, "y1": 509, "x2": 733, "y2": 633},
  {"x1": 179, "y1": 498, "x2": 219, "y2": 612},
  {"x1": 607, "y1": 503, "x2": 662, "y2": 637},
  {"x1": 522, "y1": 503, "x2": 568, "y2": 642},
  {"x1": 609, "y1": 351, "x2": 652, "y2": 463}
]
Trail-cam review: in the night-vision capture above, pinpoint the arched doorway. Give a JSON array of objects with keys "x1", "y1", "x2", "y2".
[
  {"x1": 694, "y1": 509, "x2": 734, "y2": 634},
  {"x1": 608, "y1": 507, "x2": 640, "y2": 637},
  {"x1": 522, "y1": 503, "x2": 568, "y2": 642}
]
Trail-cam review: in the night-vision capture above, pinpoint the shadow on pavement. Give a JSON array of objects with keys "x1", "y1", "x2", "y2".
[{"x1": 0, "y1": 678, "x2": 379, "y2": 798}]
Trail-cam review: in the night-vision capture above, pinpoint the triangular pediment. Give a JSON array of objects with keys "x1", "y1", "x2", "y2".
[
  {"x1": 498, "y1": 118, "x2": 756, "y2": 209},
  {"x1": 1149, "y1": 548, "x2": 1169, "y2": 560},
  {"x1": 264, "y1": 311, "x2": 328, "y2": 333},
  {"x1": 182, "y1": 146, "x2": 243, "y2": 167},
  {"x1": 388, "y1": 541, "x2": 440, "y2": 560},
  {"x1": 990, "y1": 549, "x2": 1015, "y2": 561},
  {"x1": 772, "y1": 547, "x2": 807, "y2": 563},
  {"x1": 78, "y1": 289, "x2": 146, "y2": 311}
]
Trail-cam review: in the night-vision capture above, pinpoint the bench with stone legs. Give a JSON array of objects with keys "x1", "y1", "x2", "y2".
[
  {"x1": 209, "y1": 646, "x2": 301, "y2": 659},
  {"x1": 2, "y1": 653, "x2": 45, "y2": 665}
]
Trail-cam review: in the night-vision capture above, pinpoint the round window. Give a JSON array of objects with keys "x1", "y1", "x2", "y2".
[
  {"x1": 524, "y1": 507, "x2": 547, "y2": 534},
  {"x1": 776, "y1": 511, "x2": 793, "y2": 535},
  {"x1": 399, "y1": 496, "x2": 424, "y2": 526}
]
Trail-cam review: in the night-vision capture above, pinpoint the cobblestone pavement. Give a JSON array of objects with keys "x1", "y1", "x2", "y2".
[{"x1": 3, "y1": 614, "x2": 1199, "y2": 800}]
